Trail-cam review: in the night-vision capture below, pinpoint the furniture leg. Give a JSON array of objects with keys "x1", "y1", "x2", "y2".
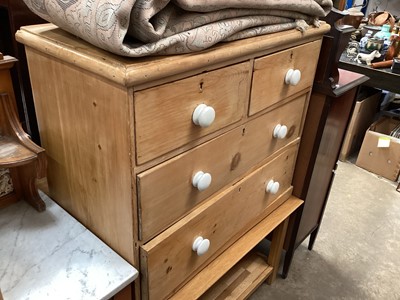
[
  {"x1": 282, "y1": 204, "x2": 304, "y2": 279},
  {"x1": 267, "y1": 218, "x2": 289, "y2": 284},
  {"x1": 17, "y1": 162, "x2": 45, "y2": 212},
  {"x1": 308, "y1": 227, "x2": 319, "y2": 250}
]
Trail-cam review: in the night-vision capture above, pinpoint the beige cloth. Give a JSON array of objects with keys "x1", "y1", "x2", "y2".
[{"x1": 23, "y1": 0, "x2": 333, "y2": 57}]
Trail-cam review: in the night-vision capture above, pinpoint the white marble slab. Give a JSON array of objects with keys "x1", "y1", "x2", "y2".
[{"x1": 0, "y1": 192, "x2": 138, "y2": 300}]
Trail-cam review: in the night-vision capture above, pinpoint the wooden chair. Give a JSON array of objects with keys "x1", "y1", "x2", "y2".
[{"x1": 0, "y1": 53, "x2": 46, "y2": 211}]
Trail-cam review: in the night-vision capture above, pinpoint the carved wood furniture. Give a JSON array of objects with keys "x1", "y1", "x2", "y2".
[
  {"x1": 16, "y1": 23, "x2": 329, "y2": 298},
  {"x1": 0, "y1": 54, "x2": 46, "y2": 211},
  {"x1": 0, "y1": 0, "x2": 45, "y2": 144}
]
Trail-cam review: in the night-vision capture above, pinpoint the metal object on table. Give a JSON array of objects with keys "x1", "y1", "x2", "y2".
[{"x1": 392, "y1": 58, "x2": 400, "y2": 74}]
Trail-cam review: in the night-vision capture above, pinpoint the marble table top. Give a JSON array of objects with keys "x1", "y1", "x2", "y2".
[{"x1": 0, "y1": 192, "x2": 138, "y2": 300}]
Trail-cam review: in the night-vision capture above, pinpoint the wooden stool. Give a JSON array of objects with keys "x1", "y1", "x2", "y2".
[{"x1": 0, "y1": 54, "x2": 46, "y2": 211}]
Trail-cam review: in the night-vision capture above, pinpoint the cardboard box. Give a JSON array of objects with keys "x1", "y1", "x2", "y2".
[
  {"x1": 356, "y1": 117, "x2": 400, "y2": 181},
  {"x1": 340, "y1": 88, "x2": 381, "y2": 161}
]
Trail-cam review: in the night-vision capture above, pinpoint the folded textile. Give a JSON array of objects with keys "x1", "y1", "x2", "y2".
[{"x1": 23, "y1": 0, "x2": 333, "y2": 57}]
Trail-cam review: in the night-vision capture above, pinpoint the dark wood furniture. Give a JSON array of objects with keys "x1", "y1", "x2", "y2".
[
  {"x1": 282, "y1": 9, "x2": 369, "y2": 278},
  {"x1": 0, "y1": 54, "x2": 46, "y2": 211},
  {"x1": 0, "y1": 0, "x2": 45, "y2": 144},
  {"x1": 283, "y1": 69, "x2": 368, "y2": 278}
]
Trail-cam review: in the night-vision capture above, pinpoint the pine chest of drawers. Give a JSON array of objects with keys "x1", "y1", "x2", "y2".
[{"x1": 17, "y1": 23, "x2": 329, "y2": 299}]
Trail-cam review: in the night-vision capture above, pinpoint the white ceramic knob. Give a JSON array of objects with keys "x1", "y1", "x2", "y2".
[
  {"x1": 273, "y1": 124, "x2": 288, "y2": 139},
  {"x1": 266, "y1": 180, "x2": 280, "y2": 195},
  {"x1": 285, "y1": 69, "x2": 301, "y2": 86},
  {"x1": 192, "y1": 236, "x2": 210, "y2": 256},
  {"x1": 192, "y1": 104, "x2": 216, "y2": 128},
  {"x1": 192, "y1": 171, "x2": 212, "y2": 191}
]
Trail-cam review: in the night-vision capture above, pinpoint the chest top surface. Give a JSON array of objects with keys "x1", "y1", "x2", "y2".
[{"x1": 16, "y1": 23, "x2": 330, "y2": 88}]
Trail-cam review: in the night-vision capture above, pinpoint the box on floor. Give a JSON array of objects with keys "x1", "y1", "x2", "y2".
[
  {"x1": 356, "y1": 116, "x2": 400, "y2": 181},
  {"x1": 340, "y1": 87, "x2": 381, "y2": 161}
]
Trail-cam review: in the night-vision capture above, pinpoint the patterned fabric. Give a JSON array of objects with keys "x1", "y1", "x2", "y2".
[
  {"x1": 0, "y1": 168, "x2": 14, "y2": 197},
  {"x1": 23, "y1": 0, "x2": 332, "y2": 56}
]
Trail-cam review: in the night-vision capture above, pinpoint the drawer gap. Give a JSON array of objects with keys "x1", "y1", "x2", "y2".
[{"x1": 169, "y1": 196, "x2": 303, "y2": 299}]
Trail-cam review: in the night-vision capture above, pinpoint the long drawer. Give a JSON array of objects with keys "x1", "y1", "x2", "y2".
[
  {"x1": 250, "y1": 40, "x2": 321, "y2": 115},
  {"x1": 137, "y1": 92, "x2": 308, "y2": 241},
  {"x1": 140, "y1": 145, "x2": 298, "y2": 300},
  {"x1": 134, "y1": 62, "x2": 251, "y2": 164}
]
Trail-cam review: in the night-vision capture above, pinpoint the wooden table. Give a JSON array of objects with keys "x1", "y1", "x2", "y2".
[{"x1": 339, "y1": 53, "x2": 400, "y2": 94}]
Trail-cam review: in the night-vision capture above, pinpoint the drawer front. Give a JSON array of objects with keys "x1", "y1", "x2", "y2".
[
  {"x1": 134, "y1": 62, "x2": 251, "y2": 164},
  {"x1": 249, "y1": 40, "x2": 321, "y2": 115},
  {"x1": 140, "y1": 145, "x2": 297, "y2": 300},
  {"x1": 138, "y1": 92, "x2": 308, "y2": 241}
]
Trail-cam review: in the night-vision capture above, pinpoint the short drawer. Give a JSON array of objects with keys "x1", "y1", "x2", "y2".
[
  {"x1": 140, "y1": 145, "x2": 297, "y2": 300},
  {"x1": 134, "y1": 62, "x2": 251, "y2": 164},
  {"x1": 249, "y1": 40, "x2": 321, "y2": 115},
  {"x1": 137, "y1": 92, "x2": 308, "y2": 241}
]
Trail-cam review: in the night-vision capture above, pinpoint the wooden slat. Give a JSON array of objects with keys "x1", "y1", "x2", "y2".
[
  {"x1": 169, "y1": 196, "x2": 303, "y2": 300},
  {"x1": 266, "y1": 218, "x2": 289, "y2": 284},
  {"x1": 199, "y1": 252, "x2": 273, "y2": 300}
]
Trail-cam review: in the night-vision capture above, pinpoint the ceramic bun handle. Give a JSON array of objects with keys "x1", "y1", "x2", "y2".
[
  {"x1": 192, "y1": 171, "x2": 212, "y2": 191},
  {"x1": 266, "y1": 180, "x2": 280, "y2": 195},
  {"x1": 285, "y1": 69, "x2": 301, "y2": 86},
  {"x1": 192, "y1": 236, "x2": 210, "y2": 256},
  {"x1": 192, "y1": 104, "x2": 216, "y2": 128},
  {"x1": 273, "y1": 124, "x2": 288, "y2": 139}
]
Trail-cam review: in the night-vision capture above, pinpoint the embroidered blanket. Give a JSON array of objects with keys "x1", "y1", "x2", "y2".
[{"x1": 23, "y1": 0, "x2": 333, "y2": 57}]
